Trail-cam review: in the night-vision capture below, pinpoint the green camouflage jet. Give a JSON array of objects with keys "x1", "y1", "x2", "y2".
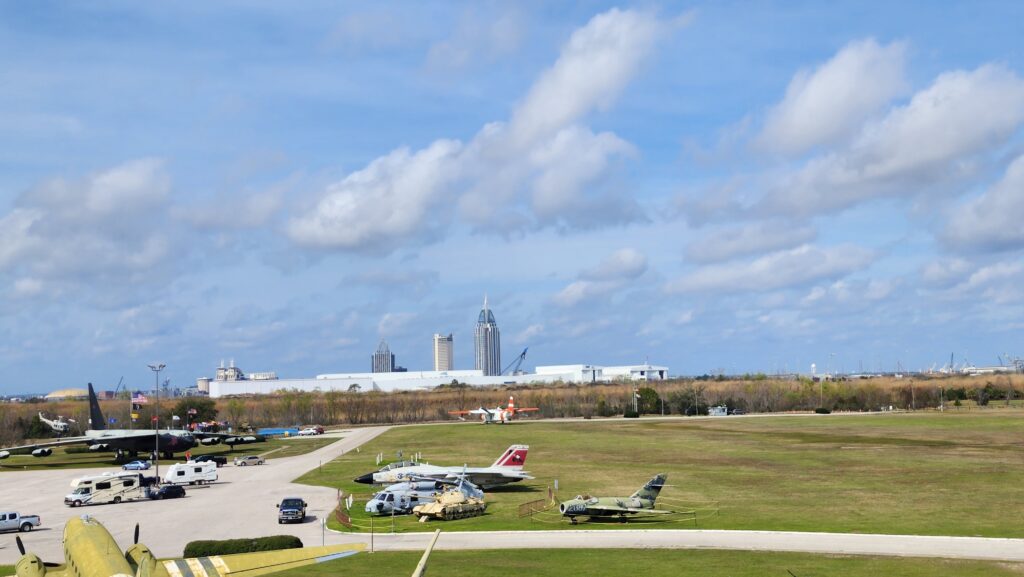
[
  {"x1": 12, "y1": 515, "x2": 441, "y2": 577},
  {"x1": 559, "y1": 473, "x2": 671, "y2": 524}
]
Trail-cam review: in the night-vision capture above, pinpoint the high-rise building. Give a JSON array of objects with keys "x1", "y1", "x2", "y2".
[
  {"x1": 433, "y1": 333, "x2": 454, "y2": 371},
  {"x1": 474, "y1": 296, "x2": 501, "y2": 376},
  {"x1": 372, "y1": 339, "x2": 395, "y2": 373}
]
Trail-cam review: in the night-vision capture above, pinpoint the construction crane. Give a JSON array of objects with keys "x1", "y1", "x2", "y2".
[{"x1": 502, "y1": 347, "x2": 528, "y2": 376}]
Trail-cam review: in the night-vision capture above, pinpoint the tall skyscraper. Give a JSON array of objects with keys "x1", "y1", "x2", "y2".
[
  {"x1": 372, "y1": 339, "x2": 395, "y2": 373},
  {"x1": 433, "y1": 333, "x2": 454, "y2": 371},
  {"x1": 474, "y1": 296, "x2": 501, "y2": 376}
]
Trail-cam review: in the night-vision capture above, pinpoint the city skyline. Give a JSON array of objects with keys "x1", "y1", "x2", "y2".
[{"x1": 0, "y1": 2, "x2": 1023, "y2": 393}]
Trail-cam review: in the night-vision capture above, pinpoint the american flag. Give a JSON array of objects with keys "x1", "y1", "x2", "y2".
[{"x1": 132, "y1": 392, "x2": 148, "y2": 404}]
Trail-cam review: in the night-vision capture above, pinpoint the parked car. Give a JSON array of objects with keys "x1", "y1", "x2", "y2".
[
  {"x1": 276, "y1": 497, "x2": 307, "y2": 524},
  {"x1": 234, "y1": 455, "x2": 265, "y2": 466},
  {"x1": 0, "y1": 512, "x2": 41, "y2": 533},
  {"x1": 193, "y1": 455, "x2": 227, "y2": 467},
  {"x1": 298, "y1": 428, "x2": 318, "y2": 436},
  {"x1": 149, "y1": 485, "x2": 186, "y2": 500},
  {"x1": 121, "y1": 460, "x2": 151, "y2": 471}
]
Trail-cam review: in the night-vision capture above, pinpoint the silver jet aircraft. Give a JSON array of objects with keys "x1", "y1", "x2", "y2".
[{"x1": 355, "y1": 444, "x2": 532, "y2": 489}]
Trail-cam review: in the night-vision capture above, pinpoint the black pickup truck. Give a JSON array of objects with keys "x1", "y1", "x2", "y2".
[
  {"x1": 276, "y1": 498, "x2": 307, "y2": 524},
  {"x1": 192, "y1": 455, "x2": 227, "y2": 467}
]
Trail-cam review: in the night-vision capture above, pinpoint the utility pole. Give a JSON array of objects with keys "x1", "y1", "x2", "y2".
[{"x1": 148, "y1": 364, "x2": 165, "y2": 480}]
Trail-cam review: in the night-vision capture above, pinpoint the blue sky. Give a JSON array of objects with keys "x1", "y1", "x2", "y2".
[{"x1": 2, "y1": 1, "x2": 1023, "y2": 393}]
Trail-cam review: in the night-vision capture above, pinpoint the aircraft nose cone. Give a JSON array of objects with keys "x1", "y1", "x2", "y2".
[{"x1": 354, "y1": 473, "x2": 374, "y2": 484}]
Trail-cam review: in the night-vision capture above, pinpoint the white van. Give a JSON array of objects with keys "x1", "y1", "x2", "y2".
[
  {"x1": 163, "y1": 461, "x2": 218, "y2": 485},
  {"x1": 65, "y1": 472, "x2": 145, "y2": 507}
]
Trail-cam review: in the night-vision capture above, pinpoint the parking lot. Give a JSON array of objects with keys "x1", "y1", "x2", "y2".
[{"x1": 0, "y1": 426, "x2": 388, "y2": 562}]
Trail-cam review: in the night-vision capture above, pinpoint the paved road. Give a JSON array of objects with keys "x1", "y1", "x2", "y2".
[
  {"x1": 3, "y1": 419, "x2": 1023, "y2": 565},
  {"x1": 337, "y1": 529, "x2": 1024, "y2": 562}
]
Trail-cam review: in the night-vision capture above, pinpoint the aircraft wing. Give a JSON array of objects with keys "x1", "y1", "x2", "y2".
[
  {"x1": 157, "y1": 543, "x2": 365, "y2": 577},
  {"x1": 0, "y1": 436, "x2": 93, "y2": 457},
  {"x1": 449, "y1": 470, "x2": 533, "y2": 487},
  {"x1": 447, "y1": 408, "x2": 490, "y2": 416},
  {"x1": 193, "y1": 432, "x2": 265, "y2": 445}
]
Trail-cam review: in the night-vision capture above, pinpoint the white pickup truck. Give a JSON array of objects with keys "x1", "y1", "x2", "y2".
[{"x1": 0, "y1": 512, "x2": 41, "y2": 532}]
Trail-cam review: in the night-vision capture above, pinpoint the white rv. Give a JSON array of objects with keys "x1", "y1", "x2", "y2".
[
  {"x1": 163, "y1": 461, "x2": 218, "y2": 485},
  {"x1": 65, "y1": 472, "x2": 145, "y2": 507}
]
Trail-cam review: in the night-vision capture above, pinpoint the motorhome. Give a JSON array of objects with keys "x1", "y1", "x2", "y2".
[
  {"x1": 163, "y1": 461, "x2": 218, "y2": 485},
  {"x1": 65, "y1": 472, "x2": 145, "y2": 507}
]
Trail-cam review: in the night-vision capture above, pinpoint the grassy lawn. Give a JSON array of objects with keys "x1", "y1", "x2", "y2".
[
  {"x1": 296, "y1": 412, "x2": 1024, "y2": 537},
  {"x1": 0, "y1": 436, "x2": 338, "y2": 471},
  {"x1": 274, "y1": 549, "x2": 1024, "y2": 577},
  {"x1": 2, "y1": 551, "x2": 1021, "y2": 577}
]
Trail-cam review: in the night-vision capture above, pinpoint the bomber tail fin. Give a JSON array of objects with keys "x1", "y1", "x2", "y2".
[
  {"x1": 87, "y1": 382, "x2": 106, "y2": 430},
  {"x1": 630, "y1": 473, "x2": 668, "y2": 502},
  {"x1": 491, "y1": 444, "x2": 528, "y2": 469}
]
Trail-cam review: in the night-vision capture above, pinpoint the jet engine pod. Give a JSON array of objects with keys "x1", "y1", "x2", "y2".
[
  {"x1": 0, "y1": 450, "x2": 10, "y2": 459},
  {"x1": 200, "y1": 437, "x2": 221, "y2": 446},
  {"x1": 559, "y1": 503, "x2": 567, "y2": 514},
  {"x1": 31, "y1": 448, "x2": 53, "y2": 457},
  {"x1": 242, "y1": 436, "x2": 257, "y2": 442},
  {"x1": 88, "y1": 443, "x2": 109, "y2": 452},
  {"x1": 223, "y1": 437, "x2": 240, "y2": 445}
]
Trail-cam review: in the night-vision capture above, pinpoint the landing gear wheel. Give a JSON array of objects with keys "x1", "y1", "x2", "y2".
[{"x1": 569, "y1": 517, "x2": 578, "y2": 525}]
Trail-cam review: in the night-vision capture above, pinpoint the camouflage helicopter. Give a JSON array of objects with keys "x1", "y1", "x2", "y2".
[{"x1": 559, "y1": 473, "x2": 671, "y2": 524}]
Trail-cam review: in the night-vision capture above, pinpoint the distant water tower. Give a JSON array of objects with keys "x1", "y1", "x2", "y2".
[{"x1": 811, "y1": 363, "x2": 817, "y2": 376}]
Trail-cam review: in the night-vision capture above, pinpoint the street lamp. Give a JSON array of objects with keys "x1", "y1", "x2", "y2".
[{"x1": 148, "y1": 363, "x2": 165, "y2": 480}]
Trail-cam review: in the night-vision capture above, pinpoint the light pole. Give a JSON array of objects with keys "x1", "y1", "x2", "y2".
[{"x1": 148, "y1": 363, "x2": 165, "y2": 481}]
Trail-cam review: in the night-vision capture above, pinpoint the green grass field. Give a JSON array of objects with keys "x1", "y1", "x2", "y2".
[
  {"x1": 2, "y1": 551, "x2": 1021, "y2": 577},
  {"x1": 274, "y1": 549, "x2": 1024, "y2": 577},
  {"x1": 296, "y1": 412, "x2": 1024, "y2": 537},
  {"x1": 0, "y1": 436, "x2": 337, "y2": 471}
]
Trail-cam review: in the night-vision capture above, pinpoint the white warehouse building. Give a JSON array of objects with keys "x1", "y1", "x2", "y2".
[{"x1": 205, "y1": 363, "x2": 669, "y2": 398}]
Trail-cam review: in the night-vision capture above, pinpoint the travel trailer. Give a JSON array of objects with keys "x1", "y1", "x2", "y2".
[{"x1": 163, "y1": 461, "x2": 218, "y2": 485}]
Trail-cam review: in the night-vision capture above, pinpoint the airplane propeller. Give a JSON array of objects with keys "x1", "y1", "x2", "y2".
[
  {"x1": 134, "y1": 523, "x2": 140, "y2": 545},
  {"x1": 16, "y1": 535, "x2": 25, "y2": 555}
]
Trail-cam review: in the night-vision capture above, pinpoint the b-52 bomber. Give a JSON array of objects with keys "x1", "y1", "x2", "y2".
[
  {"x1": 11, "y1": 515, "x2": 443, "y2": 577},
  {"x1": 559, "y1": 473, "x2": 671, "y2": 524},
  {"x1": 0, "y1": 383, "x2": 263, "y2": 461},
  {"x1": 355, "y1": 445, "x2": 532, "y2": 489}
]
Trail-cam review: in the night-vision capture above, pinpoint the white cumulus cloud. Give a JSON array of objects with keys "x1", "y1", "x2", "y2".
[
  {"x1": 667, "y1": 244, "x2": 876, "y2": 294},
  {"x1": 758, "y1": 39, "x2": 908, "y2": 155},
  {"x1": 944, "y1": 155, "x2": 1024, "y2": 252},
  {"x1": 762, "y1": 64, "x2": 1024, "y2": 216},
  {"x1": 288, "y1": 8, "x2": 672, "y2": 252},
  {"x1": 685, "y1": 221, "x2": 817, "y2": 263}
]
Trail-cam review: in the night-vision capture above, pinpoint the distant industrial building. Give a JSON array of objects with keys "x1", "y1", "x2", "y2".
[
  {"x1": 372, "y1": 340, "x2": 396, "y2": 373},
  {"x1": 433, "y1": 333, "x2": 454, "y2": 371},
  {"x1": 44, "y1": 388, "x2": 88, "y2": 401},
  {"x1": 474, "y1": 297, "x2": 501, "y2": 376},
  {"x1": 206, "y1": 362, "x2": 669, "y2": 397}
]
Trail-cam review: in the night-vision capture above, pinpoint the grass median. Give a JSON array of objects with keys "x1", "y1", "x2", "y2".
[{"x1": 296, "y1": 411, "x2": 1024, "y2": 537}]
